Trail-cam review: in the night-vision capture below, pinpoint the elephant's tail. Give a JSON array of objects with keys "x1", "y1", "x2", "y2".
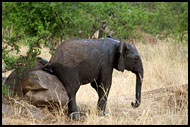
[{"x1": 41, "y1": 63, "x2": 54, "y2": 74}]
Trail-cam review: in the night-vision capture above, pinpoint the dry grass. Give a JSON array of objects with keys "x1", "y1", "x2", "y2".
[{"x1": 2, "y1": 39, "x2": 188, "y2": 125}]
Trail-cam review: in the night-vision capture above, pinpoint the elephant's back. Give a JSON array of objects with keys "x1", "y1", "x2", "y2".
[{"x1": 49, "y1": 39, "x2": 104, "y2": 68}]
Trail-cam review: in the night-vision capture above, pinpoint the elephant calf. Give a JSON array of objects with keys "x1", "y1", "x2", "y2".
[{"x1": 42, "y1": 37, "x2": 144, "y2": 119}]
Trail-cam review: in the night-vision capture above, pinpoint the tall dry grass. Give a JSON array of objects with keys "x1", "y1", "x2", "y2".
[{"x1": 2, "y1": 40, "x2": 188, "y2": 125}]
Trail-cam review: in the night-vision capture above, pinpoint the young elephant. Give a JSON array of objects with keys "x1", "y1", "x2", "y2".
[{"x1": 43, "y1": 37, "x2": 144, "y2": 119}]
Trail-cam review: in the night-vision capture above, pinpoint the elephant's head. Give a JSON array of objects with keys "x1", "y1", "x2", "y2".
[{"x1": 117, "y1": 40, "x2": 144, "y2": 108}]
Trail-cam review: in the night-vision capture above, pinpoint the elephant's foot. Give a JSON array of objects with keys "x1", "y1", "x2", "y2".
[
  {"x1": 69, "y1": 112, "x2": 81, "y2": 120},
  {"x1": 97, "y1": 110, "x2": 108, "y2": 116}
]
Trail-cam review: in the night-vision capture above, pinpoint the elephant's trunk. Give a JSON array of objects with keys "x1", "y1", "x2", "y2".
[{"x1": 131, "y1": 72, "x2": 143, "y2": 108}]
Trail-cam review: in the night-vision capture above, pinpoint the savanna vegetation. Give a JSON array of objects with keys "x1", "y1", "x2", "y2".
[{"x1": 2, "y1": 2, "x2": 188, "y2": 125}]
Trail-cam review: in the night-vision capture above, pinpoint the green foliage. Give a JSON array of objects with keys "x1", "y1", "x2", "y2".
[
  {"x1": 134, "y1": 2, "x2": 188, "y2": 42},
  {"x1": 3, "y1": 2, "x2": 188, "y2": 41},
  {"x1": 2, "y1": 83, "x2": 11, "y2": 97},
  {"x1": 2, "y1": 34, "x2": 44, "y2": 72}
]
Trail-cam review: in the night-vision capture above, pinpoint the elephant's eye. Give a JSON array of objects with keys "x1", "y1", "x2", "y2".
[{"x1": 125, "y1": 50, "x2": 130, "y2": 54}]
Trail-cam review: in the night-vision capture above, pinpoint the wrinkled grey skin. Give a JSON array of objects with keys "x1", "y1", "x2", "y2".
[{"x1": 43, "y1": 37, "x2": 144, "y2": 119}]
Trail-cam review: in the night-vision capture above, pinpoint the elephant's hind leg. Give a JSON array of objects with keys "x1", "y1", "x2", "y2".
[{"x1": 59, "y1": 75, "x2": 81, "y2": 120}]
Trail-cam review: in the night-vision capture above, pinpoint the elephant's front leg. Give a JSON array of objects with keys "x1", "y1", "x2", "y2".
[
  {"x1": 92, "y1": 72, "x2": 112, "y2": 116},
  {"x1": 97, "y1": 82, "x2": 111, "y2": 116}
]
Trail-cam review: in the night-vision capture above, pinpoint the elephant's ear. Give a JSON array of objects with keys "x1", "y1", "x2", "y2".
[{"x1": 117, "y1": 39, "x2": 125, "y2": 72}]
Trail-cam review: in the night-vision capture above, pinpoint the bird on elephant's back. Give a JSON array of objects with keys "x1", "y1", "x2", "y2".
[{"x1": 42, "y1": 36, "x2": 144, "y2": 120}]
